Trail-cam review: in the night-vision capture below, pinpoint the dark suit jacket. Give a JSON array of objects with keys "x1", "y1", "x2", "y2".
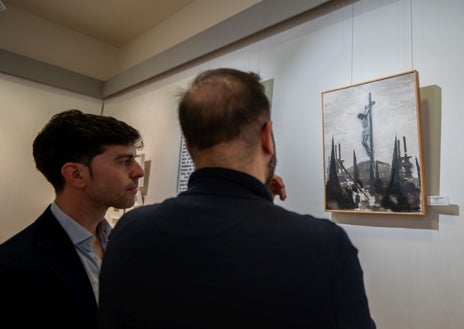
[
  {"x1": 0, "y1": 206, "x2": 98, "y2": 329},
  {"x1": 99, "y1": 168, "x2": 376, "y2": 329}
]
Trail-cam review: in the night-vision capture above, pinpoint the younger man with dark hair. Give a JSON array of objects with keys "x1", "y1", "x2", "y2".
[{"x1": 0, "y1": 109, "x2": 145, "y2": 329}]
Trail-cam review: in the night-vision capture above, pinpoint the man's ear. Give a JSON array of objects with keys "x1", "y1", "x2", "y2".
[
  {"x1": 61, "y1": 162, "x2": 86, "y2": 188},
  {"x1": 261, "y1": 121, "x2": 274, "y2": 156}
]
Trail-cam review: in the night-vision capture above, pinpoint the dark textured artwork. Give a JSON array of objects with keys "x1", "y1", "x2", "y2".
[{"x1": 322, "y1": 71, "x2": 426, "y2": 215}]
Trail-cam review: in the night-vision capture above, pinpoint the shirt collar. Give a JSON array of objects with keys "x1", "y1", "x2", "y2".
[{"x1": 51, "y1": 202, "x2": 111, "y2": 247}]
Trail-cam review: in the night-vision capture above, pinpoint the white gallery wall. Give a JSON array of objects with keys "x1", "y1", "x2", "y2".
[
  {"x1": 0, "y1": 74, "x2": 102, "y2": 241},
  {"x1": 1, "y1": 0, "x2": 463, "y2": 328}
]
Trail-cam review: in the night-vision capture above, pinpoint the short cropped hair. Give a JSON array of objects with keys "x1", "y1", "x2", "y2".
[
  {"x1": 33, "y1": 109, "x2": 143, "y2": 192},
  {"x1": 178, "y1": 68, "x2": 271, "y2": 152}
]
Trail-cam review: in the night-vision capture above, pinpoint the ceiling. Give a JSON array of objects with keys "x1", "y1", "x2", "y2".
[
  {"x1": 2, "y1": 0, "x2": 195, "y2": 47},
  {"x1": 0, "y1": 0, "x2": 338, "y2": 97}
]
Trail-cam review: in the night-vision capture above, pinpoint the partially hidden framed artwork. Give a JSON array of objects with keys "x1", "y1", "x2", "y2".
[{"x1": 321, "y1": 70, "x2": 426, "y2": 215}]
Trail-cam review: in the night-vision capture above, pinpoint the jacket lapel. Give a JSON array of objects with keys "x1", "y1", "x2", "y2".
[{"x1": 35, "y1": 206, "x2": 98, "y2": 320}]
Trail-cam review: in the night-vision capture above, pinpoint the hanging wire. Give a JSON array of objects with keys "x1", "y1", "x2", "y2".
[
  {"x1": 409, "y1": 0, "x2": 414, "y2": 70},
  {"x1": 350, "y1": 3, "x2": 354, "y2": 85}
]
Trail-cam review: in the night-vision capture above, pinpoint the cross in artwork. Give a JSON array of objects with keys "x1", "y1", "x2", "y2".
[{"x1": 357, "y1": 92, "x2": 375, "y2": 159}]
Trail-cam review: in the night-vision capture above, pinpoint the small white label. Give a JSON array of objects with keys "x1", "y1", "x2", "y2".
[{"x1": 427, "y1": 196, "x2": 449, "y2": 205}]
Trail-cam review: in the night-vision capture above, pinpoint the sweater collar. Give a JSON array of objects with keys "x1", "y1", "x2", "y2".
[{"x1": 187, "y1": 167, "x2": 274, "y2": 202}]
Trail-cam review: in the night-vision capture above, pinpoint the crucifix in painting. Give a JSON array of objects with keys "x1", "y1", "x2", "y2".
[
  {"x1": 357, "y1": 92, "x2": 376, "y2": 193},
  {"x1": 322, "y1": 71, "x2": 426, "y2": 215},
  {"x1": 358, "y1": 93, "x2": 375, "y2": 158}
]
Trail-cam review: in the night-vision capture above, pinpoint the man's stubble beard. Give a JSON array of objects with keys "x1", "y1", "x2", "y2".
[
  {"x1": 265, "y1": 145, "x2": 277, "y2": 186},
  {"x1": 265, "y1": 132, "x2": 277, "y2": 186}
]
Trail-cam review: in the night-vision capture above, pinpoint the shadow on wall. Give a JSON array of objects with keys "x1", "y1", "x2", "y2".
[{"x1": 335, "y1": 85, "x2": 459, "y2": 230}]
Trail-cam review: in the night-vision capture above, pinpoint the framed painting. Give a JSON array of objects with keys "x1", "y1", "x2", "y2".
[{"x1": 321, "y1": 70, "x2": 426, "y2": 215}]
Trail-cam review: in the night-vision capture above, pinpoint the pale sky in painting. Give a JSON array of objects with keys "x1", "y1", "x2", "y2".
[{"x1": 322, "y1": 71, "x2": 421, "y2": 176}]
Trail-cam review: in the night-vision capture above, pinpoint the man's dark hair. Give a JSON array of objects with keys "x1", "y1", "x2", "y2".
[
  {"x1": 178, "y1": 68, "x2": 271, "y2": 151},
  {"x1": 33, "y1": 109, "x2": 143, "y2": 192}
]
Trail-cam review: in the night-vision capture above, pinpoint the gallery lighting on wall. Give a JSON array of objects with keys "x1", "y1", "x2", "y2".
[{"x1": 0, "y1": 1, "x2": 7, "y2": 12}]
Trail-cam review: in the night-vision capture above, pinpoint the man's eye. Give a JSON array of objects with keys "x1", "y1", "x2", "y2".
[{"x1": 119, "y1": 158, "x2": 131, "y2": 166}]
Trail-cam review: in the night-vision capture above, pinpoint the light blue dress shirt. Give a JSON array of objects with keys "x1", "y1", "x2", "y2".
[{"x1": 51, "y1": 202, "x2": 111, "y2": 304}]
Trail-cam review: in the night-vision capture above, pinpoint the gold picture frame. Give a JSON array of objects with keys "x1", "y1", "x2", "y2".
[{"x1": 321, "y1": 70, "x2": 426, "y2": 215}]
